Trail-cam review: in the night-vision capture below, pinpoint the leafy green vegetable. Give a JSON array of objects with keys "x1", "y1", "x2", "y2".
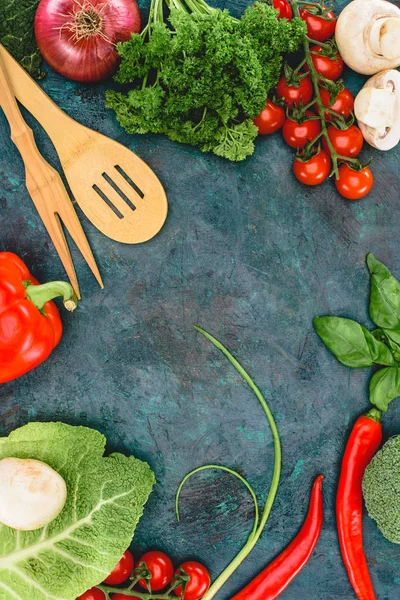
[
  {"x1": 0, "y1": 0, "x2": 43, "y2": 78},
  {"x1": 363, "y1": 436, "x2": 400, "y2": 544},
  {"x1": 0, "y1": 422, "x2": 155, "y2": 600},
  {"x1": 106, "y1": 0, "x2": 306, "y2": 161},
  {"x1": 383, "y1": 329, "x2": 400, "y2": 346},
  {"x1": 381, "y1": 331, "x2": 400, "y2": 363},
  {"x1": 369, "y1": 367, "x2": 400, "y2": 412},
  {"x1": 368, "y1": 253, "x2": 400, "y2": 330},
  {"x1": 313, "y1": 316, "x2": 396, "y2": 367},
  {"x1": 314, "y1": 254, "x2": 400, "y2": 412}
]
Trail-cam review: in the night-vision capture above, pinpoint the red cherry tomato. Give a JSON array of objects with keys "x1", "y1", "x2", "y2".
[
  {"x1": 335, "y1": 164, "x2": 374, "y2": 200},
  {"x1": 276, "y1": 75, "x2": 313, "y2": 108},
  {"x1": 282, "y1": 111, "x2": 321, "y2": 149},
  {"x1": 310, "y1": 45, "x2": 343, "y2": 80},
  {"x1": 319, "y1": 87, "x2": 354, "y2": 121},
  {"x1": 138, "y1": 551, "x2": 174, "y2": 592},
  {"x1": 299, "y1": 5, "x2": 336, "y2": 41},
  {"x1": 323, "y1": 125, "x2": 364, "y2": 158},
  {"x1": 174, "y1": 562, "x2": 211, "y2": 600},
  {"x1": 273, "y1": 0, "x2": 293, "y2": 19},
  {"x1": 103, "y1": 550, "x2": 134, "y2": 585},
  {"x1": 253, "y1": 99, "x2": 285, "y2": 135},
  {"x1": 293, "y1": 149, "x2": 331, "y2": 186},
  {"x1": 77, "y1": 589, "x2": 106, "y2": 600}
]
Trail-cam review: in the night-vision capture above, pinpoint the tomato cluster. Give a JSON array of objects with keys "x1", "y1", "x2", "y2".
[
  {"x1": 77, "y1": 550, "x2": 211, "y2": 600},
  {"x1": 252, "y1": 1, "x2": 374, "y2": 201}
]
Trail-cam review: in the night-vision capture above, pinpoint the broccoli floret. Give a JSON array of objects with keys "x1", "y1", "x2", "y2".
[{"x1": 363, "y1": 436, "x2": 400, "y2": 543}]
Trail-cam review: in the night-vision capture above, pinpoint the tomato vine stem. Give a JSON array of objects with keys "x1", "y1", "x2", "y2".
[{"x1": 291, "y1": 0, "x2": 342, "y2": 177}]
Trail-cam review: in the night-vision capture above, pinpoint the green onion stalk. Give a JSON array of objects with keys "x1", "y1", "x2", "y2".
[{"x1": 100, "y1": 326, "x2": 281, "y2": 600}]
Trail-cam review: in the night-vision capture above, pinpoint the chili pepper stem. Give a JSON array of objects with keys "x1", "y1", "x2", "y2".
[
  {"x1": 365, "y1": 407, "x2": 382, "y2": 422},
  {"x1": 23, "y1": 280, "x2": 77, "y2": 312},
  {"x1": 292, "y1": 0, "x2": 341, "y2": 178}
]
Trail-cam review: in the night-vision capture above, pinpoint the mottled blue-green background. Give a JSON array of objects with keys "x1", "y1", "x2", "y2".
[{"x1": 1, "y1": 0, "x2": 400, "y2": 597}]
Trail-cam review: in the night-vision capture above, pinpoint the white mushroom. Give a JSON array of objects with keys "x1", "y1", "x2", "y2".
[
  {"x1": 0, "y1": 458, "x2": 67, "y2": 530},
  {"x1": 335, "y1": 0, "x2": 400, "y2": 75},
  {"x1": 355, "y1": 69, "x2": 400, "y2": 150}
]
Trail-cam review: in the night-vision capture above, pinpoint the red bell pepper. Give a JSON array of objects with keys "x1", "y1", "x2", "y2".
[{"x1": 0, "y1": 252, "x2": 77, "y2": 383}]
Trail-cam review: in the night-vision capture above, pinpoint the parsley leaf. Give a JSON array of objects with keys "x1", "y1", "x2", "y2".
[{"x1": 106, "y1": 0, "x2": 306, "y2": 161}]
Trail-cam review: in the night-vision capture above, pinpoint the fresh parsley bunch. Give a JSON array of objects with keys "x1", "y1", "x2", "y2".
[
  {"x1": 315, "y1": 254, "x2": 400, "y2": 412},
  {"x1": 105, "y1": 0, "x2": 305, "y2": 161}
]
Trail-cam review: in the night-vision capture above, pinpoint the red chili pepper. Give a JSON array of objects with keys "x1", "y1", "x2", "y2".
[
  {"x1": 337, "y1": 408, "x2": 381, "y2": 600},
  {"x1": 230, "y1": 475, "x2": 324, "y2": 600},
  {"x1": 0, "y1": 252, "x2": 77, "y2": 383}
]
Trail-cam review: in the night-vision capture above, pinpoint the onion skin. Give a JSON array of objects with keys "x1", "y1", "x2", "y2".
[{"x1": 35, "y1": 0, "x2": 141, "y2": 83}]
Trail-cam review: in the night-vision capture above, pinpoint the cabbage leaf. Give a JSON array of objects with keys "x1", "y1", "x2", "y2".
[{"x1": 0, "y1": 422, "x2": 155, "y2": 600}]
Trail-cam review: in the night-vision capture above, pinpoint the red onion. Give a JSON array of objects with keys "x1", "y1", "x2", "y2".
[{"x1": 35, "y1": 0, "x2": 141, "y2": 82}]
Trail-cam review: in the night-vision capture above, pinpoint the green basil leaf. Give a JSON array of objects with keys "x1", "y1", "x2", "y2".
[
  {"x1": 383, "y1": 329, "x2": 400, "y2": 345},
  {"x1": 381, "y1": 330, "x2": 400, "y2": 363},
  {"x1": 370, "y1": 367, "x2": 400, "y2": 411},
  {"x1": 367, "y1": 253, "x2": 400, "y2": 330},
  {"x1": 314, "y1": 316, "x2": 396, "y2": 368}
]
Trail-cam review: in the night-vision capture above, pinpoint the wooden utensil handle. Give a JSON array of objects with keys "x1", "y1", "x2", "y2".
[
  {"x1": 0, "y1": 44, "x2": 81, "y2": 145},
  {"x1": 0, "y1": 52, "x2": 34, "y2": 143},
  {"x1": 0, "y1": 51, "x2": 47, "y2": 179}
]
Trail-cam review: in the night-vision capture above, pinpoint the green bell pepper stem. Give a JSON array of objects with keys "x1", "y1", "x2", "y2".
[{"x1": 23, "y1": 280, "x2": 77, "y2": 312}]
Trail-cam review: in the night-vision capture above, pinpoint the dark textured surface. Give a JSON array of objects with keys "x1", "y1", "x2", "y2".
[{"x1": 1, "y1": 1, "x2": 400, "y2": 597}]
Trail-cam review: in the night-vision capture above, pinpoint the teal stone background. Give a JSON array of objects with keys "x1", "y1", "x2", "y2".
[{"x1": 1, "y1": 0, "x2": 400, "y2": 597}]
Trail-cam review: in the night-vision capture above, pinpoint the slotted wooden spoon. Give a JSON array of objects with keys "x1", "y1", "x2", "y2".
[{"x1": 0, "y1": 45, "x2": 168, "y2": 244}]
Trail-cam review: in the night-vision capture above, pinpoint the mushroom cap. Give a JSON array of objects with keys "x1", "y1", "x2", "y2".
[
  {"x1": 336, "y1": 0, "x2": 400, "y2": 75},
  {"x1": 0, "y1": 458, "x2": 67, "y2": 530},
  {"x1": 355, "y1": 69, "x2": 400, "y2": 151}
]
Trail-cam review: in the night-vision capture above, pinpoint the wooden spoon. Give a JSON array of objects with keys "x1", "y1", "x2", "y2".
[{"x1": 0, "y1": 45, "x2": 168, "y2": 244}]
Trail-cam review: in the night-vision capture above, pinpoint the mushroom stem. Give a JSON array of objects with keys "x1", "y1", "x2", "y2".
[
  {"x1": 369, "y1": 17, "x2": 400, "y2": 60},
  {"x1": 355, "y1": 69, "x2": 400, "y2": 151}
]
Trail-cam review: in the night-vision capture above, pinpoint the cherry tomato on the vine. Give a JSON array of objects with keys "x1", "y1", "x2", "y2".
[
  {"x1": 174, "y1": 562, "x2": 211, "y2": 600},
  {"x1": 103, "y1": 550, "x2": 134, "y2": 585},
  {"x1": 293, "y1": 149, "x2": 331, "y2": 186},
  {"x1": 335, "y1": 164, "x2": 374, "y2": 200},
  {"x1": 323, "y1": 124, "x2": 363, "y2": 158},
  {"x1": 319, "y1": 87, "x2": 354, "y2": 121},
  {"x1": 282, "y1": 111, "x2": 321, "y2": 149},
  {"x1": 276, "y1": 75, "x2": 313, "y2": 108},
  {"x1": 253, "y1": 99, "x2": 285, "y2": 135},
  {"x1": 112, "y1": 595, "x2": 141, "y2": 600},
  {"x1": 273, "y1": 0, "x2": 293, "y2": 19},
  {"x1": 299, "y1": 5, "x2": 336, "y2": 41},
  {"x1": 77, "y1": 588, "x2": 106, "y2": 600},
  {"x1": 138, "y1": 550, "x2": 174, "y2": 591},
  {"x1": 310, "y1": 45, "x2": 343, "y2": 80}
]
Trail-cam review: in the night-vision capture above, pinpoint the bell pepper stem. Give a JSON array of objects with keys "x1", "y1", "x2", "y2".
[{"x1": 23, "y1": 280, "x2": 77, "y2": 312}]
